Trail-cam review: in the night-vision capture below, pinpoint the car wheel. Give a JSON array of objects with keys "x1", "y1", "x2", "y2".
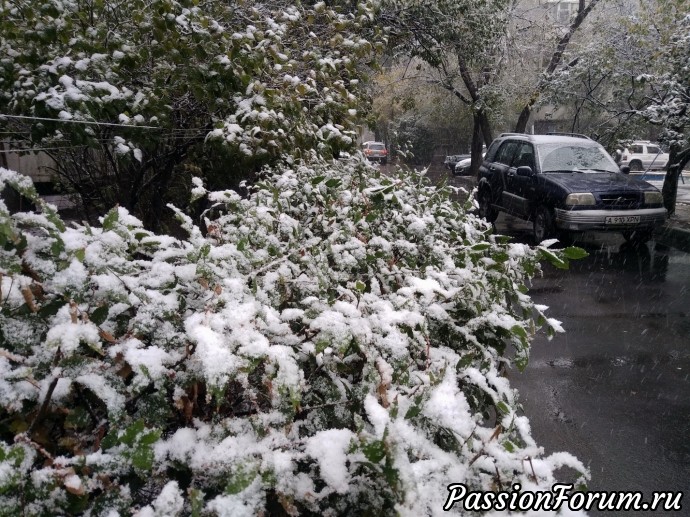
[
  {"x1": 629, "y1": 160, "x2": 643, "y2": 172},
  {"x1": 533, "y1": 205, "x2": 557, "y2": 243},
  {"x1": 382, "y1": 159, "x2": 387, "y2": 165},
  {"x1": 622, "y1": 229, "x2": 653, "y2": 244},
  {"x1": 478, "y1": 189, "x2": 498, "y2": 223}
]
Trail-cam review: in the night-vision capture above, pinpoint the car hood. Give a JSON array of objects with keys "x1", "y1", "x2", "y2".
[{"x1": 543, "y1": 173, "x2": 658, "y2": 193}]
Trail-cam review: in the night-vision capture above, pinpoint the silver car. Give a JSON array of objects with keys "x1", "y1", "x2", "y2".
[{"x1": 362, "y1": 141, "x2": 388, "y2": 164}]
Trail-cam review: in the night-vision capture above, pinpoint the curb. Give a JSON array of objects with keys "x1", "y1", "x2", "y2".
[{"x1": 654, "y1": 224, "x2": 690, "y2": 252}]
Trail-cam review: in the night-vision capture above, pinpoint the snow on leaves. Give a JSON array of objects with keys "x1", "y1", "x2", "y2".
[
  {"x1": 0, "y1": 0, "x2": 382, "y2": 163},
  {"x1": 0, "y1": 160, "x2": 587, "y2": 514}
]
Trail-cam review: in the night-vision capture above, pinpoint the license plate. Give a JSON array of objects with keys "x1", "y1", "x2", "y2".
[{"x1": 606, "y1": 215, "x2": 640, "y2": 224}]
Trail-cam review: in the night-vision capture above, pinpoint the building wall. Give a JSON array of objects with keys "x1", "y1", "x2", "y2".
[{"x1": 0, "y1": 141, "x2": 56, "y2": 183}]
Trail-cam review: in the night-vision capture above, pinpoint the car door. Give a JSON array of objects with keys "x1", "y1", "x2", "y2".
[
  {"x1": 629, "y1": 143, "x2": 644, "y2": 170},
  {"x1": 490, "y1": 140, "x2": 520, "y2": 210},
  {"x1": 505, "y1": 142, "x2": 536, "y2": 218},
  {"x1": 645, "y1": 144, "x2": 664, "y2": 169}
]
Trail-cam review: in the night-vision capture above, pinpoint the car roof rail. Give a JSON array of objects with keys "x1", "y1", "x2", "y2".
[
  {"x1": 545, "y1": 132, "x2": 592, "y2": 140},
  {"x1": 498, "y1": 132, "x2": 526, "y2": 137}
]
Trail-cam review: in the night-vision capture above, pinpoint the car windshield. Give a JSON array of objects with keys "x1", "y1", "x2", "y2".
[
  {"x1": 537, "y1": 143, "x2": 620, "y2": 173},
  {"x1": 368, "y1": 143, "x2": 385, "y2": 150}
]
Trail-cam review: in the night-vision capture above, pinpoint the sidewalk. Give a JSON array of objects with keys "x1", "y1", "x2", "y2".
[{"x1": 655, "y1": 202, "x2": 690, "y2": 251}]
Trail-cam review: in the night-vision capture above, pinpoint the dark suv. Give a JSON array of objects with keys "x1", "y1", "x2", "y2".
[{"x1": 476, "y1": 133, "x2": 667, "y2": 243}]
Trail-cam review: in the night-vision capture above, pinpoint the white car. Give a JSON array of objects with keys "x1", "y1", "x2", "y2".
[
  {"x1": 453, "y1": 152, "x2": 486, "y2": 176},
  {"x1": 453, "y1": 156, "x2": 472, "y2": 175},
  {"x1": 618, "y1": 141, "x2": 669, "y2": 172}
]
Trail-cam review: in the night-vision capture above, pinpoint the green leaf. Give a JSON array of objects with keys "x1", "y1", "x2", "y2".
[
  {"x1": 456, "y1": 353, "x2": 474, "y2": 370},
  {"x1": 120, "y1": 420, "x2": 145, "y2": 447},
  {"x1": 225, "y1": 464, "x2": 258, "y2": 495},
  {"x1": 405, "y1": 394, "x2": 424, "y2": 419},
  {"x1": 102, "y1": 208, "x2": 119, "y2": 231},
  {"x1": 471, "y1": 242, "x2": 490, "y2": 252},
  {"x1": 310, "y1": 175, "x2": 326, "y2": 185},
  {"x1": 38, "y1": 299, "x2": 66, "y2": 318},
  {"x1": 562, "y1": 246, "x2": 588, "y2": 260},
  {"x1": 404, "y1": 404, "x2": 421, "y2": 419},
  {"x1": 90, "y1": 305, "x2": 109, "y2": 326},
  {"x1": 539, "y1": 248, "x2": 568, "y2": 269},
  {"x1": 131, "y1": 443, "x2": 155, "y2": 472},
  {"x1": 510, "y1": 324, "x2": 528, "y2": 341},
  {"x1": 325, "y1": 178, "x2": 342, "y2": 188},
  {"x1": 50, "y1": 238, "x2": 65, "y2": 258},
  {"x1": 496, "y1": 401, "x2": 510, "y2": 415},
  {"x1": 139, "y1": 429, "x2": 161, "y2": 447},
  {"x1": 362, "y1": 440, "x2": 386, "y2": 463}
]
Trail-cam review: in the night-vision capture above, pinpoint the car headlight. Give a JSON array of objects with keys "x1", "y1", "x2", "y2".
[
  {"x1": 644, "y1": 191, "x2": 663, "y2": 204},
  {"x1": 565, "y1": 193, "x2": 596, "y2": 206}
]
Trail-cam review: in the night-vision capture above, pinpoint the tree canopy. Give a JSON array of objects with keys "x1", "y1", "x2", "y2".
[{"x1": 0, "y1": 0, "x2": 384, "y2": 226}]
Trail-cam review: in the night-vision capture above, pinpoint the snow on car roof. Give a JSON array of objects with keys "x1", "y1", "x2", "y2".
[{"x1": 496, "y1": 134, "x2": 601, "y2": 146}]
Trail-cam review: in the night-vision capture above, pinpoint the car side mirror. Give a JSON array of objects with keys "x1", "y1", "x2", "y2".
[
  {"x1": 620, "y1": 165, "x2": 630, "y2": 175},
  {"x1": 516, "y1": 166, "x2": 534, "y2": 177}
]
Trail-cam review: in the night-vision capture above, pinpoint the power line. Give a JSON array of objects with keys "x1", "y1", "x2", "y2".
[
  {"x1": 0, "y1": 145, "x2": 90, "y2": 153},
  {"x1": 1, "y1": 113, "x2": 164, "y2": 130},
  {"x1": 0, "y1": 113, "x2": 208, "y2": 133}
]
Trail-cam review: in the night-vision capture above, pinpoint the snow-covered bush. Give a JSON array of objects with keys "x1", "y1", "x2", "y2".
[{"x1": 0, "y1": 161, "x2": 587, "y2": 515}]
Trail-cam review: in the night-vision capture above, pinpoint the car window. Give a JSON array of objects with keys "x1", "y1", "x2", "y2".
[
  {"x1": 647, "y1": 145, "x2": 661, "y2": 154},
  {"x1": 538, "y1": 143, "x2": 619, "y2": 173},
  {"x1": 495, "y1": 141, "x2": 520, "y2": 166},
  {"x1": 369, "y1": 143, "x2": 385, "y2": 150},
  {"x1": 631, "y1": 144, "x2": 644, "y2": 153},
  {"x1": 511, "y1": 143, "x2": 535, "y2": 169},
  {"x1": 485, "y1": 141, "x2": 501, "y2": 161}
]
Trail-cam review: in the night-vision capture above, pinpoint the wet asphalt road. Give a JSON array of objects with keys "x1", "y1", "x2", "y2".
[
  {"x1": 426, "y1": 166, "x2": 690, "y2": 513},
  {"x1": 511, "y1": 233, "x2": 690, "y2": 514}
]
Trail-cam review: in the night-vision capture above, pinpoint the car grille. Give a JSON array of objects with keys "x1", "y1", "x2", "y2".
[{"x1": 598, "y1": 193, "x2": 640, "y2": 209}]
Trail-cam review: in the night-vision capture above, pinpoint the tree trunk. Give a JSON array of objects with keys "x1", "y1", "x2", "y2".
[
  {"x1": 662, "y1": 146, "x2": 690, "y2": 216},
  {"x1": 514, "y1": 0, "x2": 601, "y2": 133},
  {"x1": 470, "y1": 109, "x2": 493, "y2": 176}
]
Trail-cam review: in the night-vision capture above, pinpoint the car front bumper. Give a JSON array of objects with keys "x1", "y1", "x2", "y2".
[{"x1": 555, "y1": 207, "x2": 667, "y2": 231}]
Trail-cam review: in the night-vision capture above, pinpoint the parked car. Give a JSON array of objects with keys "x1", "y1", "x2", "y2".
[
  {"x1": 362, "y1": 141, "x2": 388, "y2": 164},
  {"x1": 453, "y1": 156, "x2": 472, "y2": 176},
  {"x1": 476, "y1": 133, "x2": 667, "y2": 243},
  {"x1": 444, "y1": 154, "x2": 470, "y2": 172},
  {"x1": 618, "y1": 141, "x2": 669, "y2": 172}
]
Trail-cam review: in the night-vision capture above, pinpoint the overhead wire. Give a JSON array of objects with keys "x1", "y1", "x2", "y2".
[{"x1": 0, "y1": 113, "x2": 211, "y2": 134}]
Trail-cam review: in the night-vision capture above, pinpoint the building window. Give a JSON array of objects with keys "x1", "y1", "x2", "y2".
[{"x1": 546, "y1": 0, "x2": 579, "y2": 25}]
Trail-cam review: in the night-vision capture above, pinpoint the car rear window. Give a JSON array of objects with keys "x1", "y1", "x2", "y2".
[{"x1": 367, "y1": 143, "x2": 385, "y2": 150}]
